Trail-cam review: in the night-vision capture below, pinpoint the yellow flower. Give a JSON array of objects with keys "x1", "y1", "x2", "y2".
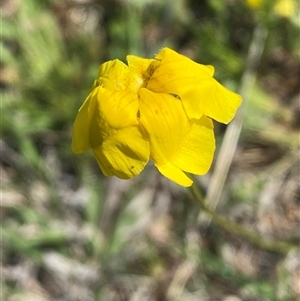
[
  {"x1": 274, "y1": 0, "x2": 297, "y2": 17},
  {"x1": 246, "y1": 0, "x2": 297, "y2": 17},
  {"x1": 246, "y1": 0, "x2": 263, "y2": 9},
  {"x1": 72, "y1": 48, "x2": 242, "y2": 187}
]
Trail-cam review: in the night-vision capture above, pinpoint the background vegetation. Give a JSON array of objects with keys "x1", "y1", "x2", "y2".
[{"x1": 1, "y1": 0, "x2": 299, "y2": 300}]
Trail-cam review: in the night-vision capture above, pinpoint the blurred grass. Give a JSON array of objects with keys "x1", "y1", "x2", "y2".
[{"x1": 1, "y1": 0, "x2": 300, "y2": 300}]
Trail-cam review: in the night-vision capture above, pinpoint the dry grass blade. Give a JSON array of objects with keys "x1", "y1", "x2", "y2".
[{"x1": 198, "y1": 24, "x2": 269, "y2": 227}]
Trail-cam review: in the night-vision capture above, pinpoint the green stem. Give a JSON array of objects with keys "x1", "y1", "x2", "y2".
[{"x1": 189, "y1": 184, "x2": 299, "y2": 254}]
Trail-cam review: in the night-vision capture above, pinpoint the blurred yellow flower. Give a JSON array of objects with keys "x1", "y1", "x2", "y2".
[
  {"x1": 246, "y1": 0, "x2": 262, "y2": 9},
  {"x1": 274, "y1": 0, "x2": 297, "y2": 17},
  {"x1": 246, "y1": 0, "x2": 297, "y2": 17},
  {"x1": 72, "y1": 48, "x2": 242, "y2": 187}
]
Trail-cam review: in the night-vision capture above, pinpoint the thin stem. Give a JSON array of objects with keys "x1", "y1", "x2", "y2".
[{"x1": 190, "y1": 184, "x2": 299, "y2": 255}]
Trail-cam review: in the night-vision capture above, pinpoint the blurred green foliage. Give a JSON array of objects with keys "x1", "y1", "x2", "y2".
[{"x1": 1, "y1": 0, "x2": 299, "y2": 300}]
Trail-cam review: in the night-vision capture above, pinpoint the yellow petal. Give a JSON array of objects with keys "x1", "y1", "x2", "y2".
[
  {"x1": 89, "y1": 87, "x2": 149, "y2": 178},
  {"x1": 74, "y1": 86, "x2": 140, "y2": 153},
  {"x1": 155, "y1": 47, "x2": 215, "y2": 77},
  {"x1": 139, "y1": 88, "x2": 190, "y2": 164},
  {"x1": 156, "y1": 162, "x2": 193, "y2": 187},
  {"x1": 147, "y1": 48, "x2": 214, "y2": 94},
  {"x1": 96, "y1": 59, "x2": 144, "y2": 93},
  {"x1": 172, "y1": 116, "x2": 215, "y2": 174},
  {"x1": 139, "y1": 88, "x2": 216, "y2": 186},
  {"x1": 138, "y1": 88, "x2": 199, "y2": 186},
  {"x1": 89, "y1": 87, "x2": 140, "y2": 141},
  {"x1": 72, "y1": 85, "x2": 150, "y2": 178},
  {"x1": 127, "y1": 55, "x2": 157, "y2": 85},
  {"x1": 183, "y1": 78, "x2": 242, "y2": 123},
  {"x1": 92, "y1": 127, "x2": 149, "y2": 179},
  {"x1": 147, "y1": 47, "x2": 241, "y2": 123},
  {"x1": 71, "y1": 87, "x2": 99, "y2": 154}
]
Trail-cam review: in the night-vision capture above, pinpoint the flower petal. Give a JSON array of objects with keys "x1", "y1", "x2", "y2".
[
  {"x1": 139, "y1": 88, "x2": 198, "y2": 186},
  {"x1": 183, "y1": 78, "x2": 242, "y2": 123},
  {"x1": 147, "y1": 47, "x2": 214, "y2": 94},
  {"x1": 139, "y1": 88, "x2": 190, "y2": 164},
  {"x1": 147, "y1": 47, "x2": 241, "y2": 122},
  {"x1": 71, "y1": 87, "x2": 99, "y2": 154},
  {"x1": 155, "y1": 47, "x2": 215, "y2": 77},
  {"x1": 127, "y1": 55, "x2": 157, "y2": 84},
  {"x1": 96, "y1": 59, "x2": 144, "y2": 92},
  {"x1": 72, "y1": 85, "x2": 150, "y2": 178},
  {"x1": 92, "y1": 126, "x2": 149, "y2": 179},
  {"x1": 90, "y1": 87, "x2": 149, "y2": 178},
  {"x1": 172, "y1": 116, "x2": 215, "y2": 174},
  {"x1": 156, "y1": 163, "x2": 193, "y2": 187},
  {"x1": 139, "y1": 88, "x2": 216, "y2": 186},
  {"x1": 89, "y1": 87, "x2": 140, "y2": 139}
]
